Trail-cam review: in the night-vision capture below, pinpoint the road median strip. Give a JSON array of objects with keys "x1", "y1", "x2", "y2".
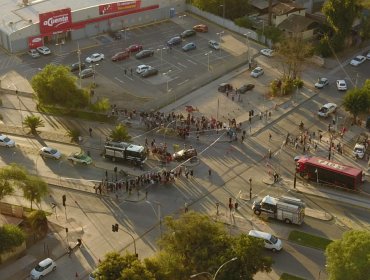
[{"x1": 288, "y1": 230, "x2": 332, "y2": 250}]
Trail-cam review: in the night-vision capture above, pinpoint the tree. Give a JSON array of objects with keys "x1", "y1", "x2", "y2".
[
  {"x1": 97, "y1": 252, "x2": 154, "y2": 280},
  {"x1": 342, "y1": 82, "x2": 370, "y2": 123},
  {"x1": 109, "y1": 124, "x2": 131, "y2": 142},
  {"x1": 27, "y1": 210, "x2": 48, "y2": 237},
  {"x1": 0, "y1": 224, "x2": 25, "y2": 253},
  {"x1": 322, "y1": 0, "x2": 361, "y2": 51},
  {"x1": 0, "y1": 179, "x2": 13, "y2": 201},
  {"x1": 66, "y1": 128, "x2": 81, "y2": 143},
  {"x1": 22, "y1": 115, "x2": 45, "y2": 134},
  {"x1": 21, "y1": 175, "x2": 48, "y2": 210},
  {"x1": 326, "y1": 230, "x2": 370, "y2": 280},
  {"x1": 31, "y1": 64, "x2": 89, "y2": 108}
]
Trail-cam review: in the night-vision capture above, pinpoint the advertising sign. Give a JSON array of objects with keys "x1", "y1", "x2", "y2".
[
  {"x1": 39, "y1": 8, "x2": 72, "y2": 34},
  {"x1": 99, "y1": 1, "x2": 141, "y2": 15},
  {"x1": 28, "y1": 36, "x2": 43, "y2": 49}
]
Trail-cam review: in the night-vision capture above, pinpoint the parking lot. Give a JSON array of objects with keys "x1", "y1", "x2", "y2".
[{"x1": 17, "y1": 15, "x2": 250, "y2": 109}]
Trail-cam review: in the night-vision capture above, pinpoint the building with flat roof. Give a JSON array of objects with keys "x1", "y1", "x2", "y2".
[{"x1": 0, "y1": 0, "x2": 185, "y2": 53}]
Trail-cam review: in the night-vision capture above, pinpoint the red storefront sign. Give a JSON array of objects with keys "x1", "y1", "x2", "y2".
[
  {"x1": 99, "y1": 1, "x2": 141, "y2": 15},
  {"x1": 39, "y1": 8, "x2": 72, "y2": 34},
  {"x1": 28, "y1": 36, "x2": 43, "y2": 49}
]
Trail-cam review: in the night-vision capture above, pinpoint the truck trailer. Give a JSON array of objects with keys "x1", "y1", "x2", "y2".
[
  {"x1": 252, "y1": 195, "x2": 305, "y2": 225},
  {"x1": 296, "y1": 156, "x2": 363, "y2": 190}
]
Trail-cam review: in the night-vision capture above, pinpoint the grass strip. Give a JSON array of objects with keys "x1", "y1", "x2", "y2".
[
  {"x1": 288, "y1": 230, "x2": 332, "y2": 250},
  {"x1": 280, "y1": 273, "x2": 307, "y2": 280}
]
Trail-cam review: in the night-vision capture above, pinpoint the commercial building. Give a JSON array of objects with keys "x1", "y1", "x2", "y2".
[{"x1": 0, "y1": 0, "x2": 185, "y2": 53}]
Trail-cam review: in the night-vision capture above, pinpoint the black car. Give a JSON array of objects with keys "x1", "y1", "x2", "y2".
[
  {"x1": 70, "y1": 62, "x2": 86, "y2": 72},
  {"x1": 180, "y1": 29, "x2": 196, "y2": 38},
  {"x1": 141, "y1": 67, "x2": 158, "y2": 78},
  {"x1": 236, "y1": 84, "x2": 255, "y2": 94},
  {"x1": 109, "y1": 31, "x2": 122, "y2": 40},
  {"x1": 135, "y1": 49, "x2": 154, "y2": 59},
  {"x1": 167, "y1": 36, "x2": 182, "y2": 46}
]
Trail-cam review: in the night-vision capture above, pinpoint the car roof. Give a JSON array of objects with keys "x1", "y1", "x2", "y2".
[
  {"x1": 323, "y1": 103, "x2": 336, "y2": 108},
  {"x1": 248, "y1": 230, "x2": 272, "y2": 239},
  {"x1": 254, "y1": 67, "x2": 262, "y2": 70},
  {"x1": 337, "y1": 80, "x2": 346, "y2": 83},
  {"x1": 39, "y1": 258, "x2": 53, "y2": 266},
  {"x1": 355, "y1": 55, "x2": 365, "y2": 59}
]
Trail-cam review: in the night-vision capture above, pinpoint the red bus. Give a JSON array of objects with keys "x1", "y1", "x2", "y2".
[{"x1": 296, "y1": 156, "x2": 363, "y2": 190}]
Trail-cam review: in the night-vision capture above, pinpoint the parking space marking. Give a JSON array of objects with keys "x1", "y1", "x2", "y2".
[
  {"x1": 177, "y1": 62, "x2": 187, "y2": 68},
  {"x1": 125, "y1": 75, "x2": 133, "y2": 81},
  {"x1": 186, "y1": 59, "x2": 197, "y2": 65},
  {"x1": 114, "y1": 77, "x2": 125, "y2": 83},
  {"x1": 177, "y1": 79, "x2": 189, "y2": 86}
]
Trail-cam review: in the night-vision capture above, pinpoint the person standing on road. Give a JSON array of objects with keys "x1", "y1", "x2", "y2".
[
  {"x1": 269, "y1": 133, "x2": 272, "y2": 141},
  {"x1": 89, "y1": 127, "x2": 92, "y2": 137}
]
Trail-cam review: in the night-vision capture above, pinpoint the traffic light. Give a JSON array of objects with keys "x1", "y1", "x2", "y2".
[{"x1": 62, "y1": 195, "x2": 66, "y2": 207}]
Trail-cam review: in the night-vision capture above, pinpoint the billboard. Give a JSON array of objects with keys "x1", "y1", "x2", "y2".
[
  {"x1": 39, "y1": 8, "x2": 72, "y2": 34},
  {"x1": 99, "y1": 1, "x2": 141, "y2": 15},
  {"x1": 28, "y1": 36, "x2": 43, "y2": 49}
]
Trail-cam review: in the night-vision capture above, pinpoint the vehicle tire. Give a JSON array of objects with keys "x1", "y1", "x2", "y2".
[
  {"x1": 253, "y1": 209, "x2": 261, "y2": 215},
  {"x1": 39, "y1": 276, "x2": 43, "y2": 279},
  {"x1": 111, "y1": 157, "x2": 116, "y2": 162},
  {"x1": 284, "y1": 218, "x2": 292, "y2": 224},
  {"x1": 272, "y1": 248, "x2": 276, "y2": 253},
  {"x1": 83, "y1": 162, "x2": 87, "y2": 165},
  {"x1": 53, "y1": 266, "x2": 56, "y2": 271}
]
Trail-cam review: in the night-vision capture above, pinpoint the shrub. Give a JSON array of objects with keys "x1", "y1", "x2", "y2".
[
  {"x1": 234, "y1": 17, "x2": 253, "y2": 29},
  {"x1": 27, "y1": 210, "x2": 48, "y2": 237},
  {"x1": 0, "y1": 224, "x2": 25, "y2": 253},
  {"x1": 90, "y1": 98, "x2": 110, "y2": 113},
  {"x1": 66, "y1": 128, "x2": 81, "y2": 143}
]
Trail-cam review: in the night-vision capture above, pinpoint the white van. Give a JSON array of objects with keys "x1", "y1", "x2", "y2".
[{"x1": 248, "y1": 230, "x2": 282, "y2": 252}]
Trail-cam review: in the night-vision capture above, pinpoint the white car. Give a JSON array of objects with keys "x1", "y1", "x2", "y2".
[
  {"x1": 85, "y1": 53, "x2": 104, "y2": 63},
  {"x1": 260, "y1": 48, "x2": 274, "y2": 57},
  {"x1": 0, "y1": 134, "x2": 15, "y2": 147},
  {"x1": 336, "y1": 80, "x2": 347, "y2": 91},
  {"x1": 28, "y1": 49, "x2": 40, "y2": 58},
  {"x1": 250, "y1": 67, "x2": 264, "y2": 78},
  {"x1": 36, "y1": 46, "x2": 51, "y2": 55},
  {"x1": 136, "y1": 64, "x2": 150, "y2": 74},
  {"x1": 30, "y1": 258, "x2": 56, "y2": 280},
  {"x1": 208, "y1": 40, "x2": 220, "y2": 50},
  {"x1": 367, "y1": 52, "x2": 370, "y2": 60},
  {"x1": 315, "y1": 77, "x2": 329, "y2": 89},
  {"x1": 350, "y1": 55, "x2": 366, "y2": 66},
  {"x1": 318, "y1": 103, "x2": 337, "y2": 117},
  {"x1": 39, "y1": 147, "x2": 61, "y2": 160}
]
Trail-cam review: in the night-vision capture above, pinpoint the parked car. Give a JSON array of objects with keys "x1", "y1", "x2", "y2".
[
  {"x1": 318, "y1": 103, "x2": 337, "y2": 117},
  {"x1": 108, "y1": 31, "x2": 122, "y2": 40},
  {"x1": 236, "y1": 84, "x2": 255, "y2": 94},
  {"x1": 67, "y1": 152, "x2": 93, "y2": 165},
  {"x1": 136, "y1": 64, "x2": 151, "y2": 74},
  {"x1": 111, "y1": 51, "x2": 129, "y2": 62},
  {"x1": 193, "y1": 24, "x2": 208, "y2": 32},
  {"x1": 141, "y1": 67, "x2": 158, "y2": 78},
  {"x1": 28, "y1": 49, "x2": 40, "y2": 58},
  {"x1": 0, "y1": 134, "x2": 15, "y2": 147},
  {"x1": 314, "y1": 77, "x2": 329, "y2": 89},
  {"x1": 367, "y1": 52, "x2": 370, "y2": 60},
  {"x1": 248, "y1": 230, "x2": 282, "y2": 252},
  {"x1": 135, "y1": 49, "x2": 154, "y2": 59},
  {"x1": 181, "y1": 29, "x2": 196, "y2": 38},
  {"x1": 85, "y1": 53, "x2": 104, "y2": 63},
  {"x1": 126, "y1": 44, "x2": 143, "y2": 53},
  {"x1": 208, "y1": 40, "x2": 220, "y2": 50},
  {"x1": 336, "y1": 80, "x2": 347, "y2": 91},
  {"x1": 350, "y1": 55, "x2": 366, "y2": 66},
  {"x1": 182, "y1": 42, "x2": 196, "y2": 52},
  {"x1": 167, "y1": 36, "x2": 182, "y2": 46},
  {"x1": 36, "y1": 46, "x2": 51, "y2": 55},
  {"x1": 39, "y1": 147, "x2": 62, "y2": 160},
  {"x1": 260, "y1": 49, "x2": 274, "y2": 57},
  {"x1": 79, "y1": 68, "x2": 94, "y2": 79},
  {"x1": 70, "y1": 62, "x2": 86, "y2": 72},
  {"x1": 30, "y1": 258, "x2": 56, "y2": 280},
  {"x1": 250, "y1": 67, "x2": 264, "y2": 78},
  {"x1": 218, "y1": 83, "x2": 233, "y2": 93},
  {"x1": 173, "y1": 148, "x2": 197, "y2": 161}
]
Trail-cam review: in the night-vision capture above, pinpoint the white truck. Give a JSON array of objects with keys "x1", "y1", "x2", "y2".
[
  {"x1": 252, "y1": 195, "x2": 305, "y2": 225},
  {"x1": 353, "y1": 133, "x2": 369, "y2": 159}
]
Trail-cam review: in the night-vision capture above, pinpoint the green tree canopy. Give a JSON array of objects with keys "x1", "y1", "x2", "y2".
[
  {"x1": 31, "y1": 64, "x2": 89, "y2": 108},
  {"x1": 326, "y1": 230, "x2": 370, "y2": 280},
  {"x1": 27, "y1": 210, "x2": 48, "y2": 237},
  {"x1": 342, "y1": 80, "x2": 370, "y2": 122},
  {"x1": 0, "y1": 224, "x2": 25, "y2": 253},
  {"x1": 21, "y1": 175, "x2": 48, "y2": 210},
  {"x1": 109, "y1": 124, "x2": 131, "y2": 142}
]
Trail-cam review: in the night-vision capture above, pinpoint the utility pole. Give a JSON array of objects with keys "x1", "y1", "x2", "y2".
[{"x1": 77, "y1": 43, "x2": 82, "y2": 88}]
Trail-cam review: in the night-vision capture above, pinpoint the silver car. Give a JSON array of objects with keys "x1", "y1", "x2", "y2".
[
  {"x1": 250, "y1": 67, "x2": 264, "y2": 78},
  {"x1": 39, "y1": 147, "x2": 62, "y2": 160}
]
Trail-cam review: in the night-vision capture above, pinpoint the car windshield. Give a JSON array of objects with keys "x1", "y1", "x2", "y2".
[
  {"x1": 269, "y1": 235, "x2": 278, "y2": 244},
  {"x1": 354, "y1": 57, "x2": 361, "y2": 62},
  {"x1": 50, "y1": 149, "x2": 58, "y2": 154},
  {"x1": 319, "y1": 80, "x2": 325, "y2": 84},
  {"x1": 320, "y1": 107, "x2": 328, "y2": 113},
  {"x1": 34, "y1": 264, "x2": 44, "y2": 272},
  {"x1": 355, "y1": 147, "x2": 364, "y2": 152},
  {"x1": 3, "y1": 137, "x2": 10, "y2": 142}
]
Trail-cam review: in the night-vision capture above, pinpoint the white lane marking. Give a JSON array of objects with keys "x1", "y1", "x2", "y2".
[
  {"x1": 177, "y1": 79, "x2": 189, "y2": 86},
  {"x1": 177, "y1": 62, "x2": 187, "y2": 68},
  {"x1": 114, "y1": 77, "x2": 125, "y2": 83},
  {"x1": 186, "y1": 59, "x2": 197, "y2": 65}
]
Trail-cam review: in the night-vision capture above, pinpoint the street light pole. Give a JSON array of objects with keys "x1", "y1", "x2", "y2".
[
  {"x1": 205, "y1": 51, "x2": 212, "y2": 71},
  {"x1": 77, "y1": 43, "x2": 82, "y2": 88},
  {"x1": 119, "y1": 227, "x2": 137, "y2": 257},
  {"x1": 146, "y1": 200, "x2": 162, "y2": 236},
  {"x1": 190, "y1": 257, "x2": 238, "y2": 279},
  {"x1": 163, "y1": 69, "x2": 172, "y2": 93},
  {"x1": 216, "y1": 32, "x2": 224, "y2": 56},
  {"x1": 244, "y1": 32, "x2": 251, "y2": 66}
]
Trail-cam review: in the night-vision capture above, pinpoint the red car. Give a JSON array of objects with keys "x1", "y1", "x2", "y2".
[
  {"x1": 193, "y1": 24, "x2": 208, "y2": 33},
  {"x1": 126, "y1": 44, "x2": 143, "y2": 53},
  {"x1": 111, "y1": 51, "x2": 129, "y2": 62}
]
